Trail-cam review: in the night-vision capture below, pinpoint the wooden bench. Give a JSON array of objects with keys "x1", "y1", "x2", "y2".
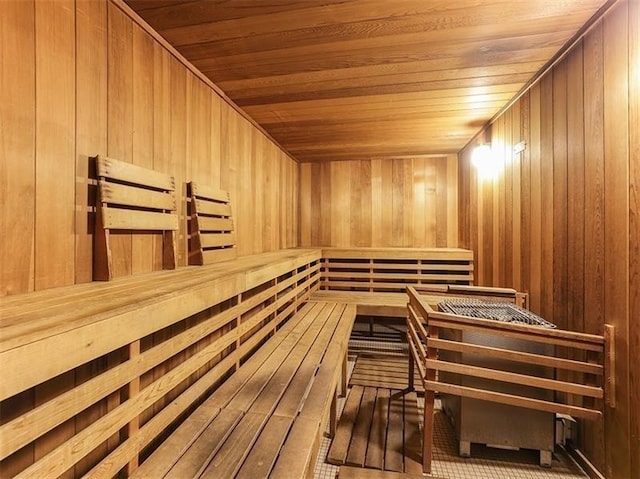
[
  {"x1": 338, "y1": 465, "x2": 430, "y2": 478},
  {"x1": 133, "y1": 301, "x2": 356, "y2": 479},
  {"x1": 0, "y1": 249, "x2": 324, "y2": 478}
]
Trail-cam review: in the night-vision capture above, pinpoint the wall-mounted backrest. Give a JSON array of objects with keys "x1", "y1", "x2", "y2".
[
  {"x1": 94, "y1": 155, "x2": 178, "y2": 280},
  {"x1": 188, "y1": 182, "x2": 236, "y2": 265}
]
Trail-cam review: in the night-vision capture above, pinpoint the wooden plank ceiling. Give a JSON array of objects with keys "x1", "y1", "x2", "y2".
[{"x1": 125, "y1": 0, "x2": 608, "y2": 162}]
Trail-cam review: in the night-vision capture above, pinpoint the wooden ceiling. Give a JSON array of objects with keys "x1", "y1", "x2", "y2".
[{"x1": 125, "y1": 0, "x2": 609, "y2": 162}]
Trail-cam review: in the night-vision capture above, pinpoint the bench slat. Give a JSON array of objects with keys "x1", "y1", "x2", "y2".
[
  {"x1": 164, "y1": 408, "x2": 243, "y2": 479},
  {"x1": 199, "y1": 411, "x2": 267, "y2": 478},
  {"x1": 99, "y1": 181, "x2": 176, "y2": 210},
  {"x1": 97, "y1": 155, "x2": 175, "y2": 191},
  {"x1": 194, "y1": 198, "x2": 232, "y2": 216},
  {"x1": 196, "y1": 217, "x2": 234, "y2": 232},
  {"x1": 234, "y1": 414, "x2": 293, "y2": 479},
  {"x1": 102, "y1": 207, "x2": 179, "y2": 231}
]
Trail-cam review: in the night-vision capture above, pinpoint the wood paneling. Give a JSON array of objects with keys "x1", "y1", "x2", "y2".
[
  {"x1": 300, "y1": 157, "x2": 458, "y2": 248},
  {"x1": 125, "y1": 0, "x2": 609, "y2": 162},
  {"x1": 458, "y1": 2, "x2": 637, "y2": 477},
  {"x1": 0, "y1": 0, "x2": 299, "y2": 297}
]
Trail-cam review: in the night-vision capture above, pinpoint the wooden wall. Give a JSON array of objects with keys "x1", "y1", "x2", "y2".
[
  {"x1": 0, "y1": 0, "x2": 298, "y2": 297},
  {"x1": 458, "y1": 1, "x2": 639, "y2": 477},
  {"x1": 299, "y1": 157, "x2": 459, "y2": 247}
]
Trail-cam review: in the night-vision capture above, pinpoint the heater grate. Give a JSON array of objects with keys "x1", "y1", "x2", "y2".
[{"x1": 438, "y1": 300, "x2": 556, "y2": 328}]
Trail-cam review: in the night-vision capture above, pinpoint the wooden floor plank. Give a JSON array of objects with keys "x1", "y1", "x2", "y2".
[
  {"x1": 345, "y1": 386, "x2": 377, "y2": 467},
  {"x1": 338, "y1": 465, "x2": 427, "y2": 479},
  {"x1": 365, "y1": 388, "x2": 390, "y2": 470},
  {"x1": 327, "y1": 385, "x2": 364, "y2": 465},
  {"x1": 385, "y1": 391, "x2": 404, "y2": 473},
  {"x1": 403, "y1": 391, "x2": 423, "y2": 474}
]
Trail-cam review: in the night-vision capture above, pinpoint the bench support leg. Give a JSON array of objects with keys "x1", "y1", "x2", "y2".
[
  {"x1": 341, "y1": 353, "x2": 348, "y2": 397},
  {"x1": 330, "y1": 389, "x2": 338, "y2": 438}
]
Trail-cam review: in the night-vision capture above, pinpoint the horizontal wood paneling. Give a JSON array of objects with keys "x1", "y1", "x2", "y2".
[
  {"x1": 458, "y1": 2, "x2": 637, "y2": 477},
  {"x1": 0, "y1": 0, "x2": 298, "y2": 298},
  {"x1": 126, "y1": 0, "x2": 609, "y2": 162},
  {"x1": 299, "y1": 157, "x2": 458, "y2": 248}
]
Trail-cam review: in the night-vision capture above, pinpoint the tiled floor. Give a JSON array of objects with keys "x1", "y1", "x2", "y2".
[{"x1": 313, "y1": 331, "x2": 589, "y2": 479}]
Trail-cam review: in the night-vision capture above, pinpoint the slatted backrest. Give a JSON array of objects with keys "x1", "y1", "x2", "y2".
[
  {"x1": 95, "y1": 155, "x2": 178, "y2": 279},
  {"x1": 97, "y1": 156, "x2": 178, "y2": 230},
  {"x1": 320, "y1": 248, "x2": 474, "y2": 293},
  {"x1": 188, "y1": 182, "x2": 236, "y2": 265}
]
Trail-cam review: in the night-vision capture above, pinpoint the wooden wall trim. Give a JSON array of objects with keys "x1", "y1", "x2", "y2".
[{"x1": 109, "y1": 0, "x2": 298, "y2": 164}]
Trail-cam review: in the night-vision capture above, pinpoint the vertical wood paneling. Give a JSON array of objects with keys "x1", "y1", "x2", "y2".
[
  {"x1": 582, "y1": 20, "x2": 606, "y2": 470},
  {"x1": 35, "y1": 0, "x2": 76, "y2": 290},
  {"x1": 0, "y1": 0, "x2": 35, "y2": 297},
  {"x1": 107, "y1": 3, "x2": 133, "y2": 277},
  {"x1": 529, "y1": 83, "x2": 542, "y2": 314},
  {"x1": 552, "y1": 61, "x2": 568, "y2": 329},
  {"x1": 1, "y1": 0, "x2": 300, "y2": 286},
  {"x1": 132, "y1": 25, "x2": 155, "y2": 274},
  {"x1": 299, "y1": 157, "x2": 458, "y2": 248},
  {"x1": 628, "y1": 0, "x2": 640, "y2": 475},
  {"x1": 602, "y1": 3, "x2": 630, "y2": 477},
  {"x1": 458, "y1": 2, "x2": 636, "y2": 476},
  {"x1": 539, "y1": 74, "x2": 554, "y2": 321}
]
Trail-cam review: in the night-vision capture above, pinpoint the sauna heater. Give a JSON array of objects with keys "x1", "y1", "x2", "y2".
[{"x1": 437, "y1": 300, "x2": 557, "y2": 466}]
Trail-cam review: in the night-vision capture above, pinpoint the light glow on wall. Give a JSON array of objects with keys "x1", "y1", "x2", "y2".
[{"x1": 471, "y1": 144, "x2": 502, "y2": 179}]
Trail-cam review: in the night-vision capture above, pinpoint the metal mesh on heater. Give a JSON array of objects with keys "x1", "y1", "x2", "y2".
[{"x1": 438, "y1": 299, "x2": 556, "y2": 328}]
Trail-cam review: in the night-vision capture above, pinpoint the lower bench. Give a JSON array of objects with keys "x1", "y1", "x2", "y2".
[{"x1": 133, "y1": 301, "x2": 356, "y2": 479}]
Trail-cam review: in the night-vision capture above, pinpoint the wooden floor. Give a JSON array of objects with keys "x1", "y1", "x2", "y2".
[
  {"x1": 350, "y1": 354, "x2": 424, "y2": 393},
  {"x1": 327, "y1": 385, "x2": 423, "y2": 474}
]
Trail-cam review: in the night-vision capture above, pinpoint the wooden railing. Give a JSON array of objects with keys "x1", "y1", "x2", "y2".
[{"x1": 406, "y1": 286, "x2": 607, "y2": 474}]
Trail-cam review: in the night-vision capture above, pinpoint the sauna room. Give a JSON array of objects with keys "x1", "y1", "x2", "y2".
[{"x1": 0, "y1": 1, "x2": 637, "y2": 478}]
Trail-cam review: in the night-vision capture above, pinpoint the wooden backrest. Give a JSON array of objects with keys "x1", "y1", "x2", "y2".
[
  {"x1": 94, "y1": 155, "x2": 178, "y2": 280},
  {"x1": 188, "y1": 182, "x2": 236, "y2": 265},
  {"x1": 320, "y1": 247, "x2": 474, "y2": 293}
]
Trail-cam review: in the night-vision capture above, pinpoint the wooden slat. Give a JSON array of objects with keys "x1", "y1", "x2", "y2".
[
  {"x1": 199, "y1": 233, "x2": 235, "y2": 248},
  {"x1": 327, "y1": 385, "x2": 363, "y2": 465},
  {"x1": 196, "y1": 216, "x2": 234, "y2": 231},
  {"x1": 190, "y1": 182, "x2": 230, "y2": 202},
  {"x1": 164, "y1": 408, "x2": 243, "y2": 479},
  {"x1": 345, "y1": 386, "x2": 377, "y2": 467},
  {"x1": 427, "y1": 337, "x2": 603, "y2": 375},
  {"x1": 364, "y1": 388, "x2": 389, "y2": 470},
  {"x1": 200, "y1": 248, "x2": 237, "y2": 264},
  {"x1": 403, "y1": 391, "x2": 423, "y2": 474},
  {"x1": 97, "y1": 155, "x2": 174, "y2": 191},
  {"x1": 339, "y1": 465, "x2": 426, "y2": 479},
  {"x1": 194, "y1": 198, "x2": 232, "y2": 216},
  {"x1": 234, "y1": 415, "x2": 292, "y2": 479},
  {"x1": 426, "y1": 358, "x2": 603, "y2": 398},
  {"x1": 425, "y1": 381, "x2": 602, "y2": 421},
  {"x1": 102, "y1": 207, "x2": 179, "y2": 231},
  {"x1": 384, "y1": 392, "x2": 404, "y2": 473},
  {"x1": 199, "y1": 411, "x2": 267, "y2": 478},
  {"x1": 99, "y1": 181, "x2": 176, "y2": 210}
]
